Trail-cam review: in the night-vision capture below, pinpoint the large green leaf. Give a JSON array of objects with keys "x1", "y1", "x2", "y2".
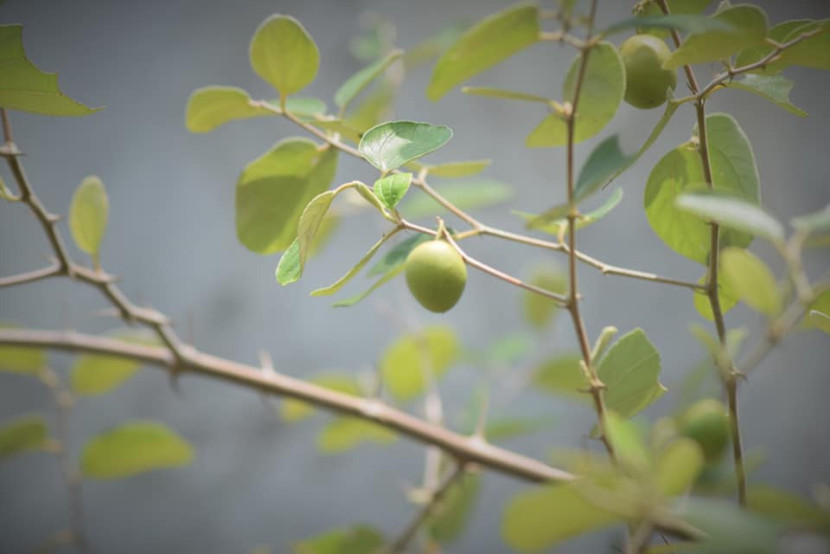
[
  {"x1": 676, "y1": 498, "x2": 781, "y2": 554},
  {"x1": 747, "y1": 485, "x2": 830, "y2": 533},
  {"x1": 280, "y1": 374, "x2": 362, "y2": 423},
  {"x1": 597, "y1": 329, "x2": 665, "y2": 418},
  {"x1": 527, "y1": 42, "x2": 625, "y2": 147},
  {"x1": 0, "y1": 25, "x2": 100, "y2": 116},
  {"x1": 776, "y1": 20, "x2": 830, "y2": 71},
  {"x1": 0, "y1": 322, "x2": 46, "y2": 375},
  {"x1": 502, "y1": 483, "x2": 623, "y2": 551},
  {"x1": 236, "y1": 138, "x2": 337, "y2": 254},
  {"x1": 635, "y1": 0, "x2": 714, "y2": 39},
  {"x1": 644, "y1": 113, "x2": 760, "y2": 264},
  {"x1": 316, "y1": 417, "x2": 397, "y2": 453},
  {"x1": 0, "y1": 414, "x2": 48, "y2": 460},
  {"x1": 427, "y1": 4, "x2": 540, "y2": 101},
  {"x1": 185, "y1": 86, "x2": 274, "y2": 133},
  {"x1": 531, "y1": 354, "x2": 587, "y2": 399},
  {"x1": 70, "y1": 330, "x2": 160, "y2": 396},
  {"x1": 292, "y1": 525, "x2": 385, "y2": 554},
  {"x1": 676, "y1": 192, "x2": 784, "y2": 243},
  {"x1": 719, "y1": 247, "x2": 781, "y2": 317},
  {"x1": 428, "y1": 473, "x2": 481, "y2": 543},
  {"x1": 735, "y1": 19, "x2": 814, "y2": 73},
  {"x1": 380, "y1": 326, "x2": 459, "y2": 402},
  {"x1": 400, "y1": 179, "x2": 513, "y2": 219},
  {"x1": 723, "y1": 75, "x2": 807, "y2": 117},
  {"x1": 655, "y1": 439, "x2": 704, "y2": 496},
  {"x1": 335, "y1": 49, "x2": 403, "y2": 111},
  {"x1": 359, "y1": 121, "x2": 452, "y2": 173},
  {"x1": 80, "y1": 421, "x2": 193, "y2": 479},
  {"x1": 69, "y1": 176, "x2": 108, "y2": 261},
  {"x1": 604, "y1": 412, "x2": 650, "y2": 472},
  {"x1": 665, "y1": 5, "x2": 768, "y2": 69},
  {"x1": 249, "y1": 15, "x2": 319, "y2": 97}
]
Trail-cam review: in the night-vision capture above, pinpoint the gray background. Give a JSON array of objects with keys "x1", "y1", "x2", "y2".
[{"x1": 1, "y1": 0, "x2": 829, "y2": 552}]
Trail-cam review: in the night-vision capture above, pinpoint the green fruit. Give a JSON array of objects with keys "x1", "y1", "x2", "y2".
[
  {"x1": 620, "y1": 35, "x2": 677, "y2": 109},
  {"x1": 679, "y1": 399, "x2": 731, "y2": 463},
  {"x1": 405, "y1": 240, "x2": 467, "y2": 313}
]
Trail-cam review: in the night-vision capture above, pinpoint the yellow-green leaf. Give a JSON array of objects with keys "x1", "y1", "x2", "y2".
[
  {"x1": 719, "y1": 247, "x2": 781, "y2": 317},
  {"x1": 281, "y1": 374, "x2": 362, "y2": 423},
  {"x1": 335, "y1": 49, "x2": 403, "y2": 110},
  {"x1": 69, "y1": 176, "x2": 108, "y2": 260},
  {"x1": 292, "y1": 525, "x2": 385, "y2": 554},
  {"x1": 531, "y1": 354, "x2": 587, "y2": 399},
  {"x1": 380, "y1": 326, "x2": 459, "y2": 402},
  {"x1": 522, "y1": 265, "x2": 567, "y2": 329},
  {"x1": 0, "y1": 322, "x2": 46, "y2": 375},
  {"x1": 249, "y1": 15, "x2": 319, "y2": 97},
  {"x1": 185, "y1": 86, "x2": 274, "y2": 133},
  {"x1": 428, "y1": 473, "x2": 481, "y2": 543},
  {"x1": 597, "y1": 329, "x2": 666, "y2": 418},
  {"x1": 70, "y1": 330, "x2": 160, "y2": 396},
  {"x1": 316, "y1": 417, "x2": 396, "y2": 453},
  {"x1": 655, "y1": 439, "x2": 704, "y2": 496},
  {"x1": 0, "y1": 414, "x2": 48, "y2": 460}
]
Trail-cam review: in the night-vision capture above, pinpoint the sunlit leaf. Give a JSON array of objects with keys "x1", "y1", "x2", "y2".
[
  {"x1": 237, "y1": 138, "x2": 338, "y2": 254},
  {"x1": 719, "y1": 247, "x2": 781, "y2": 316},
  {"x1": 71, "y1": 329, "x2": 159, "y2": 395},
  {"x1": 335, "y1": 49, "x2": 403, "y2": 110},
  {"x1": 249, "y1": 15, "x2": 319, "y2": 97},
  {"x1": 428, "y1": 473, "x2": 481, "y2": 543},
  {"x1": 723, "y1": 74, "x2": 806, "y2": 117},
  {"x1": 292, "y1": 525, "x2": 385, "y2": 554},
  {"x1": 69, "y1": 176, "x2": 108, "y2": 261},
  {"x1": 359, "y1": 121, "x2": 452, "y2": 173},
  {"x1": 373, "y1": 173, "x2": 412, "y2": 210},
  {"x1": 0, "y1": 25, "x2": 100, "y2": 116},
  {"x1": 380, "y1": 326, "x2": 459, "y2": 402},
  {"x1": 401, "y1": 179, "x2": 513, "y2": 219},
  {"x1": 427, "y1": 4, "x2": 540, "y2": 101},
  {"x1": 80, "y1": 421, "x2": 193, "y2": 479},
  {"x1": 597, "y1": 329, "x2": 665, "y2": 418},
  {"x1": 0, "y1": 414, "x2": 48, "y2": 460},
  {"x1": 0, "y1": 322, "x2": 46, "y2": 375},
  {"x1": 522, "y1": 265, "x2": 568, "y2": 329},
  {"x1": 317, "y1": 417, "x2": 396, "y2": 453},
  {"x1": 281, "y1": 374, "x2": 362, "y2": 423},
  {"x1": 676, "y1": 193, "x2": 784, "y2": 243},
  {"x1": 185, "y1": 86, "x2": 274, "y2": 133},
  {"x1": 527, "y1": 42, "x2": 625, "y2": 147},
  {"x1": 693, "y1": 273, "x2": 739, "y2": 321}
]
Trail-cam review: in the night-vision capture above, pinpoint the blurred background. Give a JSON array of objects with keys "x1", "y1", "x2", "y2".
[{"x1": 1, "y1": 0, "x2": 828, "y2": 552}]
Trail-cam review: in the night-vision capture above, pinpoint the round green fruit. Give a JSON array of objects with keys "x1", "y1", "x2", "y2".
[
  {"x1": 405, "y1": 240, "x2": 467, "y2": 313},
  {"x1": 679, "y1": 399, "x2": 731, "y2": 463},
  {"x1": 620, "y1": 34, "x2": 677, "y2": 109}
]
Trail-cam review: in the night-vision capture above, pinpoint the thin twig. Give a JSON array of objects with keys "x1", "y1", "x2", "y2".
[{"x1": 0, "y1": 264, "x2": 61, "y2": 289}]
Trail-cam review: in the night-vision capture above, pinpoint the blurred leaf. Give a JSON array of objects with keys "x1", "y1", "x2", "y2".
[
  {"x1": 0, "y1": 25, "x2": 100, "y2": 115},
  {"x1": 655, "y1": 439, "x2": 704, "y2": 496},
  {"x1": 520, "y1": 189, "x2": 623, "y2": 235},
  {"x1": 693, "y1": 273, "x2": 739, "y2": 321},
  {"x1": 461, "y1": 86, "x2": 551, "y2": 104},
  {"x1": 292, "y1": 525, "x2": 385, "y2": 554},
  {"x1": 0, "y1": 414, "x2": 48, "y2": 460},
  {"x1": 664, "y1": 5, "x2": 768, "y2": 69},
  {"x1": 719, "y1": 247, "x2": 781, "y2": 316},
  {"x1": 776, "y1": 20, "x2": 830, "y2": 71},
  {"x1": 723, "y1": 74, "x2": 806, "y2": 117},
  {"x1": 314, "y1": 119, "x2": 364, "y2": 144},
  {"x1": 604, "y1": 14, "x2": 729, "y2": 37},
  {"x1": 332, "y1": 265, "x2": 404, "y2": 308},
  {"x1": 676, "y1": 193, "x2": 784, "y2": 243},
  {"x1": 484, "y1": 416, "x2": 555, "y2": 443},
  {"x1": 359, "y1": 121, "x2": 452, "y2": 173},
  {"x1": 531, "y1": 354, "x2": 586, "y2": 399},
  {"x1": 237, "y1": 138, "x2": 338, "y2": 254},
  {"x1": 676, "y1": 497, "x2": 781, "y2": 554},
  {"x1": 0, "y1": 322, "x2": 46, "y2": 375},
  {"x1": 308, "y1": 215, "x2": 340, "y2": 257},
  {"x1": 249, "y1": 15, "x2": 319, "y2": 97},
  {"x1": 380, "y1": 326, "x2": 459, "y2": 402},
  {"x1": 335, "y1": 49, "x2": 403, "y2": 111},
  {"x1": 810, "y1": 309, "x2": 830, "y2": 335},
  {"x1": 428, "y1": 473, "x2": 481, "y2": 543},
  {"x1": 284, "y1": 97, "x2": 328, "y2": 117},
  {"x1": 735, "y1": 19, "x2": 813, "y2": 73},
  {"x1": 636, "y1": 0, "x2": 713, "y2": 39},
  {"x1": 427, "y1": 4, "x2": 540, "y2": 100},
  {"x1": 747, "y1": 485, "x2": 830, "y2": 533},
  {"x1": 367, "y1": 233, "x2": 431, "y2": 277},
  {"x1": 484, "y1": 333, "x2": 534, "y2": 366},
  {"x1": 373, "y1": 172, "x2": 412, "y2": 210},
  {"x1": 275, "y1": 239, "x2": 301, "y2": 286},
  {"x1": 80, "y1": 421, "x2": 193, "y2": 479},
  {"x1": 401, "y1": 179, "x2": 513, "y2": 219},
  {"x1": 344, "y1": 83, "x2": 395, "y2": 134},
  {"x1": 791, "y1": 204, "x2": 830, "y2": 247},
  {"x1": 574, "y1": 136, "x2": 635, "y2": 203},
  {"x1": 804, "y1": 290, "x2": 830, "y2": 334},
  {"x1": 317, "y1": 417, "x2": 396, "y2": 453},
  {"x1": 527, "y1": 42, "x2": 625, "y2": 147},
  {"x1": 69, "y1": 176, "x2": 108, "y2": 261},
  {"x1": 425, "y1": 159, "x2": 492, "y2": 178},
  {"x1": 605, "y1": 413, "x2": 650, "y2": 472},
  {"x1": 281, "y1": 374, "x2": 362, "y2": 422},
  {"x1": 185, "y1": 86, "x2": 274, "y2": 133},
  {"x1": 522, "y1": 265, "x2": 568, "y2": 329},
  {"x1": 310, "y1": 230, "x2": 398, "y2": 297},
  {"x1": 597, "y1": 329, "x2": 665, "y2": 418},
  {"x1": 71, "y1": 329, "x2": 159, "y2": 395}
]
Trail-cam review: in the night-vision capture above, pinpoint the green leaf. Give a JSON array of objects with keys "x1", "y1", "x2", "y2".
[
  {"x1": 693, "y1": 273, "x2": 739, "y2": 321},
  {"x1": 275, "y1": 239, "x2": 302, "y2": 286},
  {"x1": 604, "y1": 412, "x2": 650, "y2": 472},
  {"x1": 0, "y1": 414, "x2": 48, "y2": 460},
  {"x1": 519, "y1": 189, "x2": 623, "y2": 235},
  {"x1": 0, "y1": 322, "x2": 46, "y2": 375},
  {"x1": 636, "y1": 0, "x2": 714, "y2": 39},
  {"x1": 71, "y1": 329, "x2": 159, "y2": 395},
  {"x1": 0, "y1": 25, "x2": 100, "y2": 116},
  {"x1": 332, "y1": 265, "x2": 404, "y2": 308},
  {"x1": 776, "y1": 20, "x2": 830, "y2": 71},
  {"x1": 400, "y1": 179, "x2": 513, "y2": 219},
  {"x1": 308, "y1": 215, "x2": 340, "y2": 257},
  {"x1": 655, "y1": 439, "x2": 705, "y2": 496},
  {"x1": 574, "y1": 135, "x2": 635, "y2": 203},
  {"x1": 597, "y1": 329, "x2": 666, "y2": 418},
  {"x1": 380, "y1": 326, "x2": 459, "y2": 402},
  {"x1": 502, "y1": 483, "x2": 623, "y2": 551},
  {"x1": 604, "y1": 14, "x2": 730, "y2": 37},
  {"x1": 522, "y1": 265, "x2": 568, "y2": 329},
  {"x1": 484, "y1": 333, "x2": 534, "y2": 367},
  {"x1": 428, "y1": 473, "x2": 481, "y2": 543},
  {"x1": 427, "y1": 4, "x2": 540, "y2": 101},
  {"x1": 747, "y1": 485, "x2": 830, "y2": 533},
  {"x1": 284, "y1": 97, "x2": 328, "y2": 117},
  {"x1": 292, "y1": 525, "x2": 385, "y2": 554},
  {"x1": 367, "y1": 233, "x2": 431, "y2": 277},
  {"x1": 735, "y1": 19, "x2": 814, "y2": 73},
  {"x1": 531, "y1": 354, "x2": 587, "y2": 399},
  {"x1": 724, "y1": 74, "x2": 806, "y2": 117},
  {"x1": 527, "y1": 42, "x2": 625, "y2": 147},
  {"x1": 644, "y1": 113, "x2": 760, "y2": 264},
  {"x1": 484, "y1": 416, "x2": 555, "y2": 443},
  {"x1": 373, "y1": 173, "x2": 412, "y2": 210},
  {"x1": 310, "y1": 231, "x2": 399, "y2": 296},
  {"x1": 185, "y1": 86, "x2": 274, "y2": 133},
  {"x1": 249, "y1": 15, "x2": 319, "y2": 97},
  {"x1": 359, "y1": 121, "x2": 452, "y2": 173},
  {"x1": 335, "y1": 49, "x2": 403, "y2": 110},
  {"x1": 344, "y1": 83, "x2": 395, "y2": 135},
  {"x1": 314, "y1": 119, "x2": 364, "y2": 144},
  {"x1": 317, "y1": 417, "x2": 396, "y2": 453},
  {"x1": 425, "y1": 159, "x2": 492, "y2": 178},
  {"x1": 461, "y1": 86, "x2": 551, "y2": 104},
  {"x1": 237, "y1": 138, "x2": 338, "y2": 254},
  {"x1": 80, "y1": 421, "x2": 193, "y2": 479},
  {"x1": 280, "y1": 374, "x2": 362, "y2": 423},
  {"x1": 69, "y1": 176, "x2": 108, "y2": 261},
  {"x1": 676, "y1": 498, "x2": 781, "y2": 554},
  {"x1": 719, "y1": 247, "x2": 781, "y2": 316},
  {"x1": 676, "y1": 192, "x2": 784, "y2": 243},
  {"x1": 792, "y1": 204, "x2": 830, "y2": 236},
  {"x1": 665, "y1": 5, "x2": 768, "y2": 69}
]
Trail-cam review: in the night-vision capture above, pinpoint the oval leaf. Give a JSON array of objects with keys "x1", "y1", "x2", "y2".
[
  {"x1": 69, "y1": 176, "x2": 108, "y2": 260},
  {"x1": 335, "y1": 49, "x2": 403, "y2": 110},
  {"x1": 655, "y1": 439, "x2": 705, "y2": 496},
  {"x1": 597, "y1": 329, "x2": 665, "y2": 418},
  {"x1": 249, "y1": 15, "x2": 319, "y2": 97},
  {"x1": 719, "y1": 247, "x2": 781, "y2": 316},
  {"x1": 676, "y1": 193, "x2": 784, "y2": 243},
  {"x1": 80, "y1": 421, "x2": 194, "y2": 479},
  {"x1": 428, "y1": 473, "x2": 481, "y2": 543},
  {"x1": 0, "y1": 322, "x2": 46, "y2": 375},
  {"x1": 0, "y1": 414, "x2": 48, "y2": 460},
  {"x1": 292, "y1": 525, "x2": 385, "y2": 554},
  {"x1": 317, "y1": 417, "x2": 396, "y2": 453},
  {"x1": 185, "y1": 86, "x2": 274, "y2": 133},
  {"x1": 359, "y1": 121, "x2": 452, "y2": 173},
  {"x1": 380, "y1": 326, "x2": 459, "y2": 402},
  {"x1": 281, "y1": 374, "x2": 362, "y2": 423},
  {"x1": 373, "y1": 172, "x2": 412, "y2": 210},
  {"x1": 71, "y1": 330, "x2": 159, "y2": 396}
]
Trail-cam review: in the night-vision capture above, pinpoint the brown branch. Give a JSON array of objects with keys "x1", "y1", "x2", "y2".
[{"x1": 0, "y1": 264, "x2": 61, "y2": 289}]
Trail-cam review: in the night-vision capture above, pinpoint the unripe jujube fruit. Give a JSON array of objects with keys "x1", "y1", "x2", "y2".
[
  {"x1": 405, "y1": 240, "x2": 467, "y2": 313},
  {"x1": 678, "y1": 399, "x2": 731, "y2": 463},
  {"x1": 620, "y1": 35, "x2": 677, "y2": 109}
]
